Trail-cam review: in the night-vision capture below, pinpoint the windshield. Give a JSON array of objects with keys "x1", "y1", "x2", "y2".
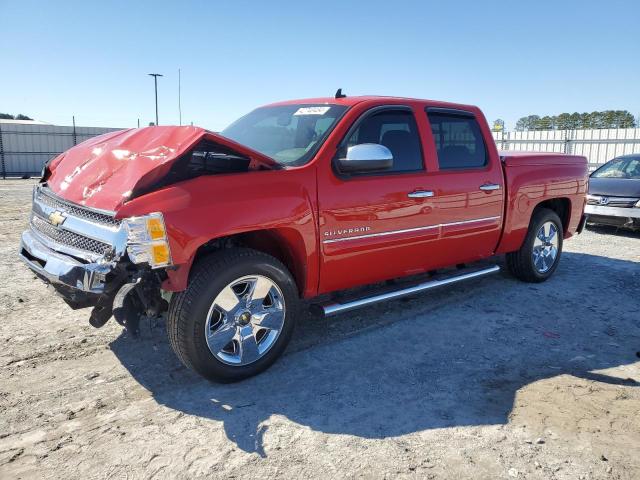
[
  {"x1": 220, "y1": 104, "x2": 348, "y2": 166},
  {"x1": 591, "y1": 157, "x2": 640, "y2": 179}
]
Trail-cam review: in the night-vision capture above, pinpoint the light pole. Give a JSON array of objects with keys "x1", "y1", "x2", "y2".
[
  {"x1": 178, "y1": 68, "x2": 182, "y2": 126},
  {"x1": 148, "y1": 73, "x2": 163, "y2": 125}
]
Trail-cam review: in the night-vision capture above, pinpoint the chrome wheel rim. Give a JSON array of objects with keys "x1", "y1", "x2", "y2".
[
  {"x1": 204, "y1": 275, "x2": 286, "y2": 366},
  {"x1": 532, "y1": 221, "x2": 559, "y2": 273}
]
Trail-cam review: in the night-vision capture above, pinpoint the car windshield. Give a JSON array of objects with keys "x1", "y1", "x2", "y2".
[
  {"x1": 220, "y1": 104, "x2": 348, "y2": 167},
  {"x1": 591, "y1": 157, "x2": 640, "y2": 179}
]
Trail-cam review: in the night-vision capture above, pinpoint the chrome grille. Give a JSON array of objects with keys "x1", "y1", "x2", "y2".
[
  {"x1": 31, "y1": 215, "x2": 112, "y2": 255},
  {"x1": 586, "y1": 195, "x2": 638, "y2": 208},
  {"x1": 36, "y1": 189, "x2": 121, "y2": 227}
]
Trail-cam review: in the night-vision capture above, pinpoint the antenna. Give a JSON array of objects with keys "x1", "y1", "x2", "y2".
[{"x1": 335, "y1": 88, "x2": 346, "y2": 99}]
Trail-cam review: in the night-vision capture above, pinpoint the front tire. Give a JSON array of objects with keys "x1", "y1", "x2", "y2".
[
  {"x1": 506, "y1": 208, "x2": 563, "y2": 283},
  {"x1": 167, "y1": 248, "x2": 299, "y2": 382}
]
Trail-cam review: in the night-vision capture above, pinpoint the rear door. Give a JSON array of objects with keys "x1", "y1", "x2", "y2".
[{"x1": 419, "y1": 107, "x2": 504, "y2": 266}]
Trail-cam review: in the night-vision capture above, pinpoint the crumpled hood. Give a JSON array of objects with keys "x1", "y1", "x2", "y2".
[{"x1": 46, "y1": 126, "x2": 278, "y2": 210}]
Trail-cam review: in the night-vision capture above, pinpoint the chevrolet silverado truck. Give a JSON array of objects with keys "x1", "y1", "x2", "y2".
[{"x1": 19, "y1": 94, "x2": 588, "y2": 381}]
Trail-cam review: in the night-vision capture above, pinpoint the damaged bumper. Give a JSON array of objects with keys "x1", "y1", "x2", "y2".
[
  {"x1": 19, "y1": 229, "x2": 114, "y2": 306},
  {"x1": 20, "y1": 229, "x2": 112, "y2": 294},
  {"x1": 18, "y1": 185, "x2": 129, "y2": 308},
  {"x1": 19, "y1": 186, "x2": 168, "y2": 331}
]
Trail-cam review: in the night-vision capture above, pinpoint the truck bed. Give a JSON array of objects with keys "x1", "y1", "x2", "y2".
[{"x1": 496, "y1": 151, "x2": 588, "y2": 254}]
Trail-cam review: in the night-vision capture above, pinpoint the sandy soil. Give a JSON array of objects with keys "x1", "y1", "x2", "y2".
[{"x1": 1, "y1": 179, "x2": 639, "y2": 479}]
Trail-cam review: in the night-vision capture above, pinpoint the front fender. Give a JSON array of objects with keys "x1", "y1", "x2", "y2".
[{"x1": 115, "y1": 168, "x2": 319, "y2": 296}]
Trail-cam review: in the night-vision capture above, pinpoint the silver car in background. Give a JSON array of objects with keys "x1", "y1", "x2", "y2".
[{"x1": 585, "y1": 154, "x2": 640, "y2": 230}]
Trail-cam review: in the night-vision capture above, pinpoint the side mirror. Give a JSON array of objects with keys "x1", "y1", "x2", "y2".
[{"x1": 337, "y1": 143, "x2": 393, "y2": 173}]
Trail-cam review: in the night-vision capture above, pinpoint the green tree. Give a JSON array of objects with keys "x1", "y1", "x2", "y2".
[
  {"x1": 592, "y1": 111, "x2": 606, "y2": 128},
  {"x1": 515, "y1": 115, "x2": 541, "y2": 131},
  {"x1": 569, "y1": 112, "x2": 581, "y2": 129},
  {"x1": 14, "y1": 114, "x2": 33, "y2": 121},
  {"x1": 615, "y1": 111, "x2": 636, "y2": 128},
  {"x1": 556, "y1": 113, "x2": 572, "y2": 130},
  {"x1": 514, "y1": 110, "x2": 636, "y2": 131},
  {"x1": 536, "y1": 116, "x2": 555, "y2": 130},
  {"x1": 602, "y1": 110, "x2": 615, "y2": 128},
  {"x1": 578, "y1": 112, "x2": 591, "y2": 129},
  {"x1": 0, "y1": 113, "x2": 15, "y2": 119}
]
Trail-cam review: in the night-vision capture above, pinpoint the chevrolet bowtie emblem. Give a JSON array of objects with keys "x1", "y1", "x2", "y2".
[{"x1": 48, "y1": 210, "x2": 66, "y2": 227}]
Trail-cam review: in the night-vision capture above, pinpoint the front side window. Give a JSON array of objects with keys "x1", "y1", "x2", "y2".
[
  {"x1": 344, "y1": 109, "x2": 423, "y2": 172},
  {"x1": 427, "y1": 111, "x2": 487, "y2": 169},
  {"x1": 220, "y1": 104, "x2": 347, "y2": 166},
  {"x1": 591, "y1": 157, "x2": 640, "y2": 179}
]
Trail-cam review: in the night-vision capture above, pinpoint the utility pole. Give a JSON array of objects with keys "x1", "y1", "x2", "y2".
[
  {"x1": 148, "y1": 73, "x2": 163, "y2": 125},
  {"x1": 0, "y1": 120, "x2": 5, "y2": 179},
  {"x1": 72, "y1": 116, "x2": 77, "y2": 145},
  {"x1": 178, "y1": 68, "x2": 182, "y2": 126}
]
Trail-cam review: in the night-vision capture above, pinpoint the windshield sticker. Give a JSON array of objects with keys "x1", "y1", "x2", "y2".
[{"x1": 293, "y1": 106, "x2": 331, "y2": 116}]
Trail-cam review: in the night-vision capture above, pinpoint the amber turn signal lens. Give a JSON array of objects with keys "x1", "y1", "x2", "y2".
[
  {"x1": 147, "y1": 217, "x2": 166, "y2": 240},
  {"x1": 151, "y1": 242, "x2": 171, "y2": 265}
]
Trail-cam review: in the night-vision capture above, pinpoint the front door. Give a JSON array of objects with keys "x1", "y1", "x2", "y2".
[{"x1": 317, "y1": 106, "x2": 439, "y2": 293}]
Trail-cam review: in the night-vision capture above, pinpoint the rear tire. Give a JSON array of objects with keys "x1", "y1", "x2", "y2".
[
  {"x1": 506, "y1": 208, "x2": 563, "y2": 283},
  {"x1": 167, "y1": 248, "x2": 299, "y2": 382}
]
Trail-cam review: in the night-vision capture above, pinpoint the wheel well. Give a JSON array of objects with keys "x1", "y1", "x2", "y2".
[
  {"x1": 192, "y1": 230, "x2": 305, "y2": 296},
  {"x1": 533, "y1": 198, "x2": 571, "y2": 233}
]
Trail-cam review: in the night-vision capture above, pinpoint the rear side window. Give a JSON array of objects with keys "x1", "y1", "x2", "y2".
[
  {"x1": 345, "y1": 109, "x2": 423, "y2": 172},
  {"x1": 427, "y1": 111, "x2": 487, "y2": 169}
]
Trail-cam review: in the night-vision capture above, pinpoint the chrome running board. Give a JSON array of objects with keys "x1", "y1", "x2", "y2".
[{"x1": 319, "y1": 265, "x2": 500, "y2": 317}]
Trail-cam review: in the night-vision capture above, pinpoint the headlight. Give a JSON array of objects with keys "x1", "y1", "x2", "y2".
[
  {"x1": 125, "y1": 212, "x2": 172, "y2": 268},
  {"x1": 636, "y1": 199, "x2": 640, "y2": 208}
]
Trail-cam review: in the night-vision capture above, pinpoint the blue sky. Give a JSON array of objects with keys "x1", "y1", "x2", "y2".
[{"x1": 1, "y1": 0, "x2": 639, "y2": 131}]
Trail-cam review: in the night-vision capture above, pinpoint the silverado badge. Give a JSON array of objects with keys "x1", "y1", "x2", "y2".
[{"x1": 48, "y1": 210, "x2": 67, "y2": 227}]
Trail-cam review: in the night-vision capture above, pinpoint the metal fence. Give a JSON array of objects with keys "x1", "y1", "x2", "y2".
[
  {"x1": 0, "y1": 122, "x2": 123, "y2": 178},
  {"x1": 2, "y1": 123, "x2": 640, "y2": 178},
  {"x1": 492, "y1": 128, "x2": 640, "y2": 170}
]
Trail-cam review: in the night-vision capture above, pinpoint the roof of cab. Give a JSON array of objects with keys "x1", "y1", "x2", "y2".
[{"x1": 265, "y1": 95, "x2": 481, "y2": 112}]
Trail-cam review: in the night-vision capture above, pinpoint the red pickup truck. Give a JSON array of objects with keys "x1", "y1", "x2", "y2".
[{"x1": 20, "y1": 94, "x2": 588, "y2": 381}]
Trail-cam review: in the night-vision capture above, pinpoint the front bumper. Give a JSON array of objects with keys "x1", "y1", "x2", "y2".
[
  {"x1": 19, "y1": 229, "x2": 114, "y2": 305},
  {"x1": 584, "y1": 204, "x2": 640, "y2": 228},
  {"x1": 584, "y1": 204, "x2": 640, "y2": 219}
]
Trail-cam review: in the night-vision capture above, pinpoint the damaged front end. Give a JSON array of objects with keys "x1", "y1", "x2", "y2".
[
  {"x1": 19, "y1": 186, "x2": 168, "y2": 334},
  {"x1": 20, "y1": 126, "x2": 279, "y2": 333},
  {"x1": 20, "y1": 127, "x2": 278, "y2": 333}
]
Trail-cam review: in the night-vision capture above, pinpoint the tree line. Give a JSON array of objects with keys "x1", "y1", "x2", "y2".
[
  {"x1": 514, "y1": 110, "x2": 636, "y2": 131},
  {"x1": 0, "y1": 112, "x2": 34, "y2": 121}
]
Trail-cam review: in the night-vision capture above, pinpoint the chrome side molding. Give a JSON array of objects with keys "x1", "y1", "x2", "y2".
[
  {"x1": 322, "y1": 216, "x2": 501, "y2": 244},
  {"x1": 319, "y1": 265, "x2": 500, "y2": 317}
]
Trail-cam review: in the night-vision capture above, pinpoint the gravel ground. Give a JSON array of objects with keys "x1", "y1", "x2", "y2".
[{"x1": 1, "y1": 179, "x2": 639, "y2": 480}]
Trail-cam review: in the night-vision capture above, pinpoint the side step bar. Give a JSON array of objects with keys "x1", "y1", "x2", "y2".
[{"x1": 319, "y1": 265, "x2": 500, "y2": 317}]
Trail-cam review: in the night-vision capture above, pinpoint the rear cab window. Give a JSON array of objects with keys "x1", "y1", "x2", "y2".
[{"x1": 426, "y1": 109, "x2": 487, "y2": 170}]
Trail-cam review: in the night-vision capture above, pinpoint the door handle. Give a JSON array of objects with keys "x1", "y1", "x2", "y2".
[
  {"x1": 408, "y1": 190, "x2": 435, "y2": 198},
  {"x1": 479, "y1": 183, "x2": 501, "y2": 191}
]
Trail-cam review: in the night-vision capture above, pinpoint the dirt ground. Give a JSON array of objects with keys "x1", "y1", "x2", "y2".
[{"x1": 0, "y1": 179, "x2": 639, "y2": 480}]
